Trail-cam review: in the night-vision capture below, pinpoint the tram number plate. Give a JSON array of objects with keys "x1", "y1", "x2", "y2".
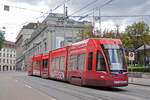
[{"x1": 114, "y1": 81, "x2": 127, "y2": 84}]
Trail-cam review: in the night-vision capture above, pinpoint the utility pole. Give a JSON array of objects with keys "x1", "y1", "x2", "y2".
[
  {"x1": 99, "y1": 8, "x2": 101, "y2": 36},
  {"x1": 65, "y1": 7, "x2": 68, "y2": 17},
  {"x1": 93, "y1": 8, "x2": 95, "y2": 34},
  {"x1": 64, "y1": 4, "x2": 66, "y2": 17},
  {"x1": 63, "y1": 4, "x2": 66, "y2": 46},
  {"x1": 98, "y1": 0, "x2": 113, "y2": 36}
]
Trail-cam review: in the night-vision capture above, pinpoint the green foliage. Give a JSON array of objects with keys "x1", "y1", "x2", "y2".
[
  {"x1": 103, "y1": 30, "x2": 116, "y2": 38},
  {"x1": 0, "y1": 30, "x2": 4, "y2": 49},
  {"x1": 126, "y1": 56, "x2": 130, "y2": 65},
  {"x1": 119, "y1": 33, "x2": 132, "y2": 48},
  {"x1": 125, "y1": 22, "x2": 150, "y2": 47},
  {"x1": 76, "y1": 22, "x2": 150, "y2": 50},
  {"x1": 128, "y1": 66, "x2": 150, "y2": 72},
  {"x1": 101, "y1": 22, "x2": 150, "y2": 49},
  {"x1": 76, "y1": 25, "x2": 100, "y2": 41}
]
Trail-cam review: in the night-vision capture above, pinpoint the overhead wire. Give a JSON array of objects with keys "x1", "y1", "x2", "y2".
[
  {"x1": 1, "y1": 0, "x2": 72, "y2": 31},
  {"x1": 78, "y1": 0, "x2": 113, "y2": 18},
  {"x1": 69, "y1": 14, "x2": 150, "y2": 18},
  {"x1": 70, "y1": 0, "x2": 99, "y2": 16}
]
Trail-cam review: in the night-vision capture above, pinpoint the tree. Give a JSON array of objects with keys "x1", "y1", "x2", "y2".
[
  {"x1": 0, "y1": 30, "x2": 4, "y2": 49},
  {"x1": 102, "y1": 25, "x2": 122, "y2": 39},
  {"x1": 76, "y1": 25, "x2": 97, "y2": 41},
  {"x1": 103, "y1": 30, "x2": 116, "y2": 38},
  {"x1": 125, "y1": 22, "x2": 150, "y2": 47},
  {"x1": 119, "y1": 33, "x2": 132, "y2": 48}
]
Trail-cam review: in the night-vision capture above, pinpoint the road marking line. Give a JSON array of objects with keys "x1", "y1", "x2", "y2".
[
  {"x1": 52, "y1": 98, "x2": 56, "y2": 100},
  {"x1": 24, "y1": 84, "x2": 32, "y2": 89},
  {"x1": 15, "y1": 80, "x2": 18, "y2": 82}
]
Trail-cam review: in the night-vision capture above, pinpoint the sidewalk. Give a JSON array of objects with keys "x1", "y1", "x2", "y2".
[{"x1": 129, "y1": 77, "x2": 150, "y2": 87}]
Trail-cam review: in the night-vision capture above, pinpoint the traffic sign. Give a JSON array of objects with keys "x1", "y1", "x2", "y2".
[{"x1": 129, "y1": 52, "x2": 134, "y2": 61}]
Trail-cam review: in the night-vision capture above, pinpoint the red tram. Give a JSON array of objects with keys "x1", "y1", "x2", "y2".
[{"x1": 28, "y1": 38, "x2": 128, "y2": 87}]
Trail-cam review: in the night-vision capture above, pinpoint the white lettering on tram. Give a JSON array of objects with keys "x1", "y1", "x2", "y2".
[{"x1": 50, "y1": 71, "x2": 65, "y2": 80}]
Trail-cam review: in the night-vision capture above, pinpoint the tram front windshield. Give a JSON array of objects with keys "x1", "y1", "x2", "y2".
[{"x1": 102, "y1": 44, "x2": 127, "y2": 73}]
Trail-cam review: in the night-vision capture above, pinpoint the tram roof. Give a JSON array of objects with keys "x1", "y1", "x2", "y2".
[{"x1": 71, "y1": 38, "x2": 122, "y2": 46}]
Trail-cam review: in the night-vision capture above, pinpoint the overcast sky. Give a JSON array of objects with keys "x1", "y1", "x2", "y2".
[{"x1": 0, "y1": 0, "x2": 150, "y2": 42}]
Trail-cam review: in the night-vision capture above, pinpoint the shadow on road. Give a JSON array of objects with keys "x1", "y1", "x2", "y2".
[
  {"x1": 85, "y1": 86, "x2": 127, "y2": 92},
  {"x1": 29, "y1": 75, "x2": 128, "y2": 92}
]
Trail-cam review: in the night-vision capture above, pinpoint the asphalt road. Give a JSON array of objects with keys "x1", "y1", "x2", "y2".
[
  {"x1": 0, "y1": 71, "x2": 53, "y2": 100},
  {"x1": 1, "y1": 71, "x2": 150, "y2": 100}
]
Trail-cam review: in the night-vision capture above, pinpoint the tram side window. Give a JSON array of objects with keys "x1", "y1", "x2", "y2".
[
  {"x1": 77, "y1": 53, "x2": 85, "y2": 71},
  {"x1": 34, "y1": 60, "x2": 40, "y2": 70},
  {"x1": 42, "y1": 59, "x2": 48, "y2": 69},
  {"x1": 51, "y1": 58, "x2": 56, "y2": 70},
  {"x1": 96, "y1": 50, "x2": 106, "y2": 71},
  {"x1": 55, "y1": 57, "x2": 60, "y2": 70},
  {"x1": 60, "y1": 56, "x2": 65, "y2": 70},
  {"x1": 88, "y1": 52, "x2": 93, "y2": 70},
  {"x1": 70, "y1": 55, "x2": 77, "y2": 70},
  {"x1": 42, "y1": 60, "x2": 45, "y2": 69}
]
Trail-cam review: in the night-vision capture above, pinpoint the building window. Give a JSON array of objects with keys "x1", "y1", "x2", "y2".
[
  {"x1": 13, "y1": 66, "x2": 15, "y2": 70},
  {"x1": 44, "y1": 42, "x2": 47, "y2": 51},
  {"x1": 10, "y1": 66, "x2": 12, "y2": 70},
  {"x1": 7, "y1": 54, "x2": 9, "y2": 57},
  {"x1": 0, "y1": 59, "x2": 1, "y2": 63},
  {"x1": 10, "y1": 54, "x2": 12, "y2": 58},
  {"x1": 3, "y1": 53, "x2": 5, "y2": 57},
  {"x1": 10, "y1": 60, "x2": 12, "y2": 64},
  {"x1": 0, "y1": 53, "x2": 1, "y2": 57},
  {"x1": 7, "y1": 59, "x2": 9, "y2": 64},
  {"x1": 3, "y1": 48, "x2": 5, "y2": 52},
  {"x1": 3, "y1": 59, "x2": 5, "y2": 63}
]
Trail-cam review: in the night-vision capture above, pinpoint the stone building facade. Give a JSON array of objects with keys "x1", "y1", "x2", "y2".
[
  {"x1": 15, "y1": 23, "x2": 38, "y2": 71},
  {"x1": 0, "y1": 41, "x2": 16, "y2": 71},
  {"x1": 24, "y1": 13, "x2": 92, "y2": 67}
]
